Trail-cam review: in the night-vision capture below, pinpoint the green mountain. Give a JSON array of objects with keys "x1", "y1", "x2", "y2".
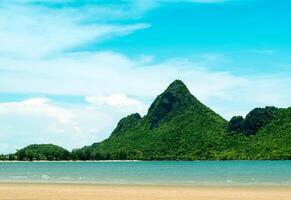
[
  {"x1": 72, "y1": 80, "x2": 227, "y2": 160},
  {"x1": 71, "y1": 80, "x2": 291, "y2": 160},
  {"x1": 14, "y1": 144, "x2": 70, "y2": 161}
]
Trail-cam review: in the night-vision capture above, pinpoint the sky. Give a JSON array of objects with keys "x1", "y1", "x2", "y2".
[{"x1": 0, "y1": 0, "x2": 291, "y2": 154}]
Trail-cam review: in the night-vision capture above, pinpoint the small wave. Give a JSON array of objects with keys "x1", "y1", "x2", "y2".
[
  {"x1": 59, "y1": 177, "x2": 71, "y2": 180},
  {"x1": 41, "y1": 175, "x2": 50, "y2": 180}
]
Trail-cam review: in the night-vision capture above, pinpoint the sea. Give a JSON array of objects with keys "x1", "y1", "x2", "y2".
[{"x1": 0, "y1": 161, "x2": 290, "y2": 186}]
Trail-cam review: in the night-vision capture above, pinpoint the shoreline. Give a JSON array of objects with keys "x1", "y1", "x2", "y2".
[
  {"x1": 0, "y1": 180, "x2": 290, "y2": 187},
  {"x1": 1, "y1": 181, "x2": 291, "y2": 188},
  {"x1": 0, "y1": 183, "x2": 290, "y2": 200}
]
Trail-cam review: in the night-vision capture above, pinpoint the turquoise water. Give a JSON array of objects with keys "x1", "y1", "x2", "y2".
[{"x1": 0, "y1": 161, "x2": 290, "y2": 186}]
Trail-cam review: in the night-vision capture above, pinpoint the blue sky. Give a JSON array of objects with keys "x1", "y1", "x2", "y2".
[{"x1": 0, "y1": 0, "x2": 291, "y2": 153}]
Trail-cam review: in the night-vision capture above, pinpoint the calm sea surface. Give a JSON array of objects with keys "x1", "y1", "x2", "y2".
[{"x1": 0, "y1": 161, "x2": 290, "y2": 186}]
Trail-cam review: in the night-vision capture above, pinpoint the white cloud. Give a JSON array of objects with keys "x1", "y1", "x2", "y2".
[
  {"x1": 1, "y1": 51, "x2": 290, "y2": 118},
  {"x1": 0, "y1": 98, "x2": 72, "y2": 123},
  {"x1": 0, "y1": 98, "x2": 121, "y2": 154},
  {"x1": 85, "y1": 94, "x2": 147, "y2": 115},
  {"x1": 0, "y1": 1, "x2": 150, "y2": 58},
  {"x1": 4, "y1": 98, "x2": 51, "y2": 106}
]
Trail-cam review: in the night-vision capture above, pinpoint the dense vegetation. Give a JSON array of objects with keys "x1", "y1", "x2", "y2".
[
  {"x1": 0, "y1": 144, "x2": 70, "y2": 161},
  {"x1": 228, "y1": 106, "x2": 278, "y2": 135},
  {"x1": 111, "y1": 113, "x2": 142, "y2": 136},
  {"x1": 1, "y1": 80, "x2": 291, "y2": 161}
]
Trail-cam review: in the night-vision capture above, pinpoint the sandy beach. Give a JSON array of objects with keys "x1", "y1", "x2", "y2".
[{"x1": 0, "y1": 183, "x2": 290, "y2": 200}]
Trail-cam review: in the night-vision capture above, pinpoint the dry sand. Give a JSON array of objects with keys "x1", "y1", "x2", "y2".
[{"x1": 0, "y1": 183, "x2": 290, "y2": 200}]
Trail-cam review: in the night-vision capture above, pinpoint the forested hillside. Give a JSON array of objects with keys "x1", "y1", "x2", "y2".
[{"x1": 71, "y1": 80, "x2": 291, "y2": 160}]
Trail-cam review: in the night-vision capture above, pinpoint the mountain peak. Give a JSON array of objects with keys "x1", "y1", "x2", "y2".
[
  {"x1": 166, "y1": 80, "x2": 189, "y2": 92},
  {"x1": 163, "y1": 80, "x2": 193, "y2": 100},
  {"x1": 146, "y1": 80, "x2": 197, "y2": 129}
]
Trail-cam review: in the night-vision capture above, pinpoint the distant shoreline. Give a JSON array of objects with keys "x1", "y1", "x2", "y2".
[
  {"x1": 0, "y1": 160, "x2": 143, "y2": 162},
  {"x1": 0, "y1": 160, "x2": 290, "y2": 162}
]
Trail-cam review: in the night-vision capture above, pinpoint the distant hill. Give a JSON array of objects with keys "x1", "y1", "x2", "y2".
[
  {"x1": 2, "y1": 80, "x2": 291, "y2": 161},
  {"x1": 14, "y1": 144, "x2": 70, "y2": 161}
]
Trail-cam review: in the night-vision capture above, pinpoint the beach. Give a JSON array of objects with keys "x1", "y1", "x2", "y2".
[
  {"x1": 0, "y1": 183, "x2": 290, "y2": 200},
  {"x1": 0, "y1": 161, "x2": 290, "y2": 199}
]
